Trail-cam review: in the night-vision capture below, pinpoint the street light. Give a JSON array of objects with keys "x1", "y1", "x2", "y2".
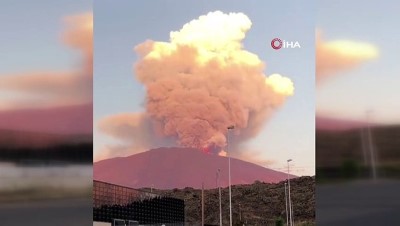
[
  {"x1": 217, "y1": 169, "x2": 222, "y2": 226},
  {"x1": 227, "y1": 125, "x2": 235, "y2": 226},
  {"x1": 239, "y1": 203, "x2": 242, "y2": 222},
  {"x1": 184, "y1": 198, "x2": 187, "y2": 225},
  {"x1": 366, "y1": 110, "x2": 377, "y2": 181},
  {"x1": 202, "y1": 182, "x2": 204, "y2": 226},
  {"x1": 287, "y1": 159, "x2": 293, "y2": 226},
  {"x1": 285, "y1": 182, "x2": 288, "y2": 226}
]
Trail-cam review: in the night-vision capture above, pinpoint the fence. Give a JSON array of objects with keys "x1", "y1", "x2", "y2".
[{"x1": 93, "y1": 180, "x2": 184, "y2": 225}]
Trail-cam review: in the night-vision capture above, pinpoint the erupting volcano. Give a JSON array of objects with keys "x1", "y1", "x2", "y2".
[{"x1": 99, "y1": 11, "x2": 294, "y2": 158}]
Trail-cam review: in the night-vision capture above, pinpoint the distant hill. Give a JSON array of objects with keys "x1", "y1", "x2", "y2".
[
  {"x1": 0, "y1": 129, "x2": 91, "y2": 149},
  {"x1": 316, "y1": 116, "x2": 373, "y2": 131},
  {"x1": 0, "y1": 103, "x2": 92, "y2": 135},
  {"x1": 94, "y1": 147, "x2": 294, "y2": 189},
  {"x1": 0, "y1": 129, "x2": 92, "y2": 163}
]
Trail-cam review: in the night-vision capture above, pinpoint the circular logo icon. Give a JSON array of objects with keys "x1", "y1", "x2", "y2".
[{"x1": 271, "y1": 38, "x2": 283, "y2": 50}]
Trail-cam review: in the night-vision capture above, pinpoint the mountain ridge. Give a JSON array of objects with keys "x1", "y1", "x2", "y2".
[
  {"x1": 94, "y1": 147, "x2": 294, "y2": 189},
  {"x1": 0, "y1": 103, "x2": 92, "y2": 135}
]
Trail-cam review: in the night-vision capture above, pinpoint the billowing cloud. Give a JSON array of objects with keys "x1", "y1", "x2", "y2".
[
  {"x1": 62, "y1": 12, "x2": 93, "y2": 77},
  {"x1": 99, "y1": 112, "x2": 176, "y2": 149},
  {"x1": 316, "y1": 31, "x2": 379, "y2": 82},
  {"x1": 0, "y1": 12, "x2": 93, "y2": 110},
  {"x1": 99, "y1": 11, "x2": 294, "y2": 158},
  {"x1": 0, "y1": 71, "x2": 91, "y2": 109},
  {"x1": 265, "y1": 73, "x2": 294, "y2": 96},
  {"x1": 96, "y1": 113, "x2": 175, "y2": 161}
]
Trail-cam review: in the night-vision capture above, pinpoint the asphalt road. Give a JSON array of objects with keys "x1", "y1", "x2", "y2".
[
  {"x1": 317, "y1": 179, "x2": 400, "y2": 225},
  {"x1": 0, "y1": 198, "x2": 92, "y2": 226}
]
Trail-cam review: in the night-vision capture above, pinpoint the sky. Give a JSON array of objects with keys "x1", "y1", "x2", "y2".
[
  {"x1": 317, "y1": 0, "x2": 400, "y2": 125},
  {"x1": 94, "y1": 0, "x2": 316, "y2": 175},
  {"x1": 0, "y1": 1, "x2": 92, "y2": 135},
  {"x1": 0, "y1": 1, "x2": 91, "y2": 74}
]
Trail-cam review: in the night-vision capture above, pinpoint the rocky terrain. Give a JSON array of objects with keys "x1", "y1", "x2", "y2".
[
  {"x1": 149, "y1": 176, "x2": 315, "y2": 226},
  {"x1": 317, "y1": 125, "x2": 400, "y2": 180}
]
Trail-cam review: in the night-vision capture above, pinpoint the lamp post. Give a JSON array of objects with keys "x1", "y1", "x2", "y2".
[
  {"x1": 287, "y1": 159, "x2": 293, "y2": 226},
  {"x1": 202, "y1": 182, "x2": 204, "y2": 226},
  {"x1": 366, "y1": 110, "x2": 377, "y2": 181},
  {"x1": 184, "y1": 198, "x2": 187, "y2": 225},
  {"x1": 285, "y1": 182, "x2": 288, "y2": 226},
  {"x1": 227, "y1": 125, "x2": 235, "y2": 226},
  {"x1": 239, "y1": 203, "x2": 242, "y2": 222},
  {"x1": 217, "y1": 169, "x2": 222, "y2": 226}
]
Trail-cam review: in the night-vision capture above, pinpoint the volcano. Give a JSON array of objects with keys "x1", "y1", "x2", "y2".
[
  {"x1": 0, "y1": 103, "x2": 92, "y2": 135},
  {"x1": 94, "y1": 147, "x2": 293, "y2": 189}
]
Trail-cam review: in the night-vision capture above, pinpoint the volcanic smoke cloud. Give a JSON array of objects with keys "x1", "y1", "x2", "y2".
[
  {"x1": 316, "y1": 31, "x2": 378, "y2": 82},
  {"x1": 100, "y1": 11, "x2": 294, "y2": 156}
]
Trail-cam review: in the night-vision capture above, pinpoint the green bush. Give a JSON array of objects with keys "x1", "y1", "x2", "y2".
[
  {"x1": 341, "y1": 159, "x2": 360, "y2": 178},
  {"x1": 275, "y1": 217, "x2": 284, "y2": 226}
]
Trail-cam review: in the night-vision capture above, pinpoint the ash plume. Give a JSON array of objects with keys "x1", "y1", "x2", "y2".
[
  {"x1": 316, "y1": 30, "x2": 378, "y2": 82},
  {"x1": 100, "y1": 11, "x2": 294, "y2": 156}
]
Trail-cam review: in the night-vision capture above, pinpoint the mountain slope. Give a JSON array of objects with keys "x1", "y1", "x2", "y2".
[
  {"x1": 94, "y1": 147, "x2": 293, "y2": 189},
  {"x1": 0, "y1": 129, "x2": 92, "y2": 149},
  {"x1": 316, "y1": 115, "x2": 372, "y2": 131},
  {"x1": 0, "y1": 103, "x2": 92, "y2": 135}
]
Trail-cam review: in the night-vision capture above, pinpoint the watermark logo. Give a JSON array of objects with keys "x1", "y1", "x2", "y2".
[
  {"x1": 271, "y1": 38, "x2": 301, "y2": 50},
  {"x1": 271, "y1": 38, "x2": 283, "y2": 50}
]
